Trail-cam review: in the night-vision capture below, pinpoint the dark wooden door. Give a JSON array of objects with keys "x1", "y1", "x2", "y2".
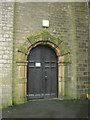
[{"x1": 27, "y1": 45, "x2": 58, "y2": 99}]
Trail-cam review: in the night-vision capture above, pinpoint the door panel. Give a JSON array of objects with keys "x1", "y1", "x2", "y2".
[{"x1": 27, "y1": 45, "x2": 58, "y2": 99}]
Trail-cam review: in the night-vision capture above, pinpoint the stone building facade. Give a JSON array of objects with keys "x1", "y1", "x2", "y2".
[{"x1": 0, "y1": 2, "x2": 89, "y2": 108}]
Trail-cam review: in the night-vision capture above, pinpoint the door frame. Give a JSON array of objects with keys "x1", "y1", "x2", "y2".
[
  {"x1": 17, "y1": 41, "x2": 66, "y2": 101},
  {"x1": 16, "y1": 31, "x2": 71, "y2": 103}
]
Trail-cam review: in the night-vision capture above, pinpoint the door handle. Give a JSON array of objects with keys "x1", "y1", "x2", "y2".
[{"x1": 45, "y1": 76, "x2": 47, "y2": 80}]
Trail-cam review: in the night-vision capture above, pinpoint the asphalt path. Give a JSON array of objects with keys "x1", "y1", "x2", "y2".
[{"x1": 2, "y1": 99, "x2": 89, "y2": 118}]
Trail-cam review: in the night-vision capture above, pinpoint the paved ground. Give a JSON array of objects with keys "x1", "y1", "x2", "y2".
[{"x1": 2, "y1": 99, "x2": 89, "y2": 118}]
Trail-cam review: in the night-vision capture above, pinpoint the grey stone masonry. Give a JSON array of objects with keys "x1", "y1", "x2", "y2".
[
  {"x1": 0, "y1": 2, "x2": 14, "y2": 108},
  {"x1": 0, "y1": 2, "x2": 89, "y2": 108},
  {"x1": 13, "y1": 2, "x2": 89, "y2": 101},
  {"x1": 75, "y1": 3, "x2": 89, "y2": 98}
]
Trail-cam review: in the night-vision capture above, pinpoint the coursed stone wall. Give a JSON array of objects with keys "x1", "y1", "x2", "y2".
[
  {"x1": 0, "y1": 2, "x2": 89, "y2": 108},
  {"x1": 0, "y1": 2, "x2": 14, "y2": 108},
  {"x1": 13, "y1": 2, "x2": 89, "y2": 102}
]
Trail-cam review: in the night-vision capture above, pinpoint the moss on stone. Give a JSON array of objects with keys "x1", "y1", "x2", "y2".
[
  {"x1": 58, "y1": 37, "x2": 63, "y2": 45},
  {"x1": 23, "y1": 40, "x2": 31, "y2": 48},
  {"x1": 59, "y1": 42, "x2": 70, "y2": 55},
  {"x1": 18, "y1": 45, "x2": 28, "y2": 54},
  {"x1": 18, "y1": 30, "x2": 70, "y2": 56},
  {"x1": 27, "y1": 33, "x2": 41, "y2": 43},
  {"x1": 13, "y1": 97, "x2": 26, "y2": 105},
  {"x1": 27, "y1": 35, "x2": 37, "y2": 44},
  {"x1": 16, "y1": 59, "x2": 27, "y2": 63},
  {"x1": 64, "y1": 53, "x2": 71, "y2": 63},
  {"x1": 41, "y1": 30, "x2": 51, "y2": 41},
  {"x1": 1, "y1": 101, "x2": 12, "y2": 108}
]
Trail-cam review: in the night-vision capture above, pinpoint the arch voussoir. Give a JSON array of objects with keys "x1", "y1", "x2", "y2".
[{"x1": 17, "y1": 31, "x2": 71, "y2": 63}]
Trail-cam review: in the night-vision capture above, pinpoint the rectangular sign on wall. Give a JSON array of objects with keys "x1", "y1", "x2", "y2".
[{"x1": 35, "y1": 63, "x2": 41, "y2": 67}]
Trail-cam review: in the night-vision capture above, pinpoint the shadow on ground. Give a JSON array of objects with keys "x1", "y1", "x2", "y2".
[{"x1": 2, "y1": 99, "x2": 89, "y2": 118}]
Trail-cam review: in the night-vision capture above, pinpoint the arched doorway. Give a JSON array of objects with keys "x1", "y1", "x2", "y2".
[
  {"x1": 16, "y1": 31, "x2": 71, "y2": 103},
  {"x1": 27, "y1": 45, "x2": 58, "y2": 99}
]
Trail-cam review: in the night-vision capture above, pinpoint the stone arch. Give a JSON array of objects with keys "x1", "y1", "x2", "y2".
[
  {"x1": 28, "y1": 41, "x2": 60, "y2": 56},
  {"x1": 16, "y1": 30, "x2": 71, "y2": 102},
  {"x1": 17, "y1": 30, "x2": 70, "y2": 62}
]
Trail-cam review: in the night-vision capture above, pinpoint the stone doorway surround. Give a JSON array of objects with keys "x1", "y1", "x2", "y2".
[{"x1": 16, "y1": 30, "x2": 71, "y2": 103}]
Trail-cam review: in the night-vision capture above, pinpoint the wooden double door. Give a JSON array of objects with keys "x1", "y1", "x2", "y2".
[{"x1": 27, "y1": 45, "x2": 58, "y2": 99}]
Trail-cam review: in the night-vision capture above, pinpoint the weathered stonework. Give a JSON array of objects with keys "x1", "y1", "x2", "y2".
[
  {"x1": 88, "y1": 1, "x2": 90, "y2": 97},
  {"x1": 17, "y1": 31, "x2": 71, "y2": 102},
  {"x1": 18, "y1": 31, "x2": 70, "y2": 56},
  {"x1": 0, "y1": 2, "x2": 14, "y2": 108},
  {"x1": 74, "y1": 3, "x2": 89, "y2": 99},
  {"x1": 0, "y1": 2, "x2": 89, "y2": 108}
]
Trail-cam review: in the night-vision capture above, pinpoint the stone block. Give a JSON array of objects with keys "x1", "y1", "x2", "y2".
[
  {"x1": 3, "y1": 55, "x2": 12, "y2": 59},
  {"x1": 19, "y1": 83, "x2": 26, "y2": 98}
]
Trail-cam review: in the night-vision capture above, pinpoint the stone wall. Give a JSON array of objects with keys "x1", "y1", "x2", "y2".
[
  {"x1": 74, "y1": 3, "x2": 89, "y2": 98},
  {"x1": 0, "y1": 2, "x2": 89, "y2": 108},
  {"x1": 13, "y1": 2, "x2": 89, "y2": 102},
  {"x1": 13, "y1": 2, "x2": 77, "y2": 102},
  {"x1": 0, "y1": 2, "x2": 14, "y2": 108}
]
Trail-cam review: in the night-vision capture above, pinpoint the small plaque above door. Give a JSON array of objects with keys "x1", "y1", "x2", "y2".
[{"x1": 35, "y1": 63, "x2": 41, "y2": 67}]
